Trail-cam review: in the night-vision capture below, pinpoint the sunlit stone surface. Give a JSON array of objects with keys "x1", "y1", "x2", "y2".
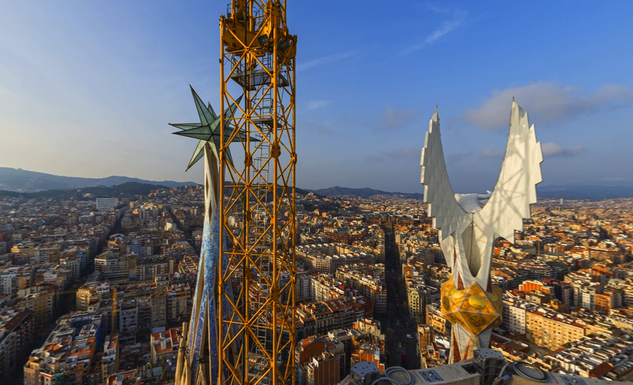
[{"x1": 421, "y1": 102, "x2": 543, "y2": 363}]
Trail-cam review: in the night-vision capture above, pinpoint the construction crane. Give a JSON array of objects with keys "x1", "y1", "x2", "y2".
[
  {"x1": 219, "y1": 1, "x2": 297, "y2": 385},
  {"x1": 174, "y1": 1, "x2": 296, "y2": 384},
  {"x1": 112, "y1": 286, "x2": 118, "y2": 335}
]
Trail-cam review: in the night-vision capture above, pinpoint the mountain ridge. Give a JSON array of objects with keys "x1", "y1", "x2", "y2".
[
  {"x1": 308, "y1": 186, "x2": 425, "y2": 200},
  {"x1": 0, "y1": 167, "x2": 198, "y2": 192},
  {"x1": 4, "y1": 168, "x2": 633, "y2": 200},
  {"x1": 0, "y1": 182, "x2": 174, "y2": 200},
  {"x1": 311, "y1": 185, "x2": 633, "y2": 201}
]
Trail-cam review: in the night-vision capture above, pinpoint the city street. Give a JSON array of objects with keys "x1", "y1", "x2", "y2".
[{"x1": 376, "y1": 224, "x2": 421, "y2": 369}]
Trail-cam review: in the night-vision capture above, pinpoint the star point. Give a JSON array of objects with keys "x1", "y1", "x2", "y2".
[{"x1": 170, "y1": 86, "x2": 244, "y2": 171}]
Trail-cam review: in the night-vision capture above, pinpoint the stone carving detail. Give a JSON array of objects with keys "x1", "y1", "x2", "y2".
[{"x1": 421, "y1": 101, "x2": 543, "y2": 362}]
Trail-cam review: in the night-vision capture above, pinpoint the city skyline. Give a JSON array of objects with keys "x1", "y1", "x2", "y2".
[{"x1": 2, "y1": 1, "x2": 633, "y2": 193}]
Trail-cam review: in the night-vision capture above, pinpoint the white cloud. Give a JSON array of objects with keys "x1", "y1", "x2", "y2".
[
  {"x1": 400, "y1": 8, "x2": 466, "y2": 55},
  {"x1": 481, "y1": 148, "x2": 503, "y2": 158},
  {"x1": 447, "y1": 151, "x2": 472, "y2": 163},
  {"x1": 367, "y1": 148, "x2": 419, "y2": 161},
  {"x1": 464, "y1": 82, "x2": 633, "y2": 130},
  {"x1": 299, "y1": 119, "x2": 334, "y2": 135},
  {"x1": 420, "y1": 3, "x2": 452, "y2": 15},
  {"x1": 377, "y1": 104, "x2": 418, "y2": 131},
  {"x1": 541, "y1": 142, "x2": 586, "y2": 158},
  {"x1": 383, "y1": 148, "x2": 419, "y2": 158},
  {"x1": 0, "y1": 84, "x2": 20, "y2": 100},
  {"x1": 306, "y1": 100, "x2": 331, "y2": 111},
  {"x1": 297, "y1": 52, "x2": 358, "y2": 71}
]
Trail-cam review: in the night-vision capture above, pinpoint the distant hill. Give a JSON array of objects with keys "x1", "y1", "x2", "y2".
[
  {"x1": 537, "y1": 185, "x2": 633, "y2": 200},
  {"x1": 4, "y1": 168, "x2": 633, "y2": 201},
  {"x1": 310, "y1": 186, "x2": 425, "y2": 200},
  {"x1": 0, "y1": 167, "x2": 198, "y2": 193},
  {"x1": 0, "y1": 182, "x2": 170, "y2": 200},
  {"x1": 311, "y1": 185, "x2": 633, "y2": 201}
]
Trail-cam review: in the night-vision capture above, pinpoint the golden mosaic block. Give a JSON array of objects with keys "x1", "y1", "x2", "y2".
[{"x1": 440, "y1": 281, "x2": 502, "y2": 336}]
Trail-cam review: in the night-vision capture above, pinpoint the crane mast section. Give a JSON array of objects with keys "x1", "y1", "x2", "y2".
[{"x1": 219, "y1": 1, "x2": 297, "y2": 384}]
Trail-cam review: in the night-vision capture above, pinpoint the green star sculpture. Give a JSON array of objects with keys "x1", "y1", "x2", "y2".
[
  {"x1": 170, "y1": 85, "x2": 244, "y2": 384},
  {"x1": 170, "y1": 85, "x2": 244, "y2": 170}
]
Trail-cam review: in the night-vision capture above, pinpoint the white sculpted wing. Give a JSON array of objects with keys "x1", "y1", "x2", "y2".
[
  {"x1": 474, "y1": 101, "x2": 543, "y2": 242},
  {"x1": 421, "y1": 109, "x2": 467, "y2": 246}
]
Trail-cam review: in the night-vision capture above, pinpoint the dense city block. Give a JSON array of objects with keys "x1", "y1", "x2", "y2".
[{"x1": 1, "y1": 188, "x2": 633, "y2": 383}]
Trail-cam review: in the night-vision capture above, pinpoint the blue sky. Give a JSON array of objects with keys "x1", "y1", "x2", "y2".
[{"x1": 1, "y1": 1, "x2": 632, "y2": 193}]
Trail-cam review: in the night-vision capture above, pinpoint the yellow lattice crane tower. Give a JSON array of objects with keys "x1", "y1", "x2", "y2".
[
  {"x1": 112, "y1": 286, "x2": 118, "y2": 334},
  {"x1": 219, "y1": 1, "x2": 297, "y2": 385}
]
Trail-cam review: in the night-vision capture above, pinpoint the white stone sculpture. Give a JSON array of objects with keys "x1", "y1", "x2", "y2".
[{"x1": 420, "y1": 101, "x2": 543, "y2": 362}]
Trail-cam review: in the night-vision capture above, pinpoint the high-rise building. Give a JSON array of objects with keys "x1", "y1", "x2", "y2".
[
  {"x1": 525, "y1": 308, "x2": 585, "y2": 350},
  {"x1": 23, "y1": 312, "x2": 103, "y2": 385},
  {"x1": 96, "y1": 198, "x2": 118, "y2": 212}
]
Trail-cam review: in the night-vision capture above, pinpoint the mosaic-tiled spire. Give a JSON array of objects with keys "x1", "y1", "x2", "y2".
[{"x1": 171, "y1": 86, "x2": 242, "y2": 384}]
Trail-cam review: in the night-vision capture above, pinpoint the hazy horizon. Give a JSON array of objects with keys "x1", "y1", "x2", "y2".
[{"x1": 6, "y1": 166, "x2": 633, "y2": 197}]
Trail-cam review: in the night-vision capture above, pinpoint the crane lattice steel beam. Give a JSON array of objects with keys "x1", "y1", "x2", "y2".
[{"x1": 219, "y1": 1, "x2": 297, "y2": 384}]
